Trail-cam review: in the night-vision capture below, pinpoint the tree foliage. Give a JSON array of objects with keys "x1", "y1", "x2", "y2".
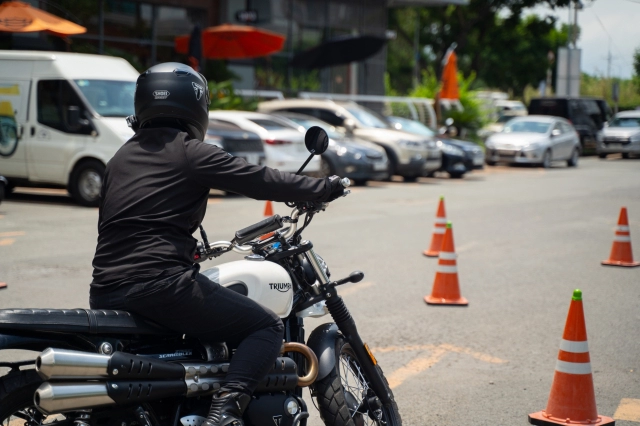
[{"x1": 387, "y1": 0, "x2": 573, "y2": 96}]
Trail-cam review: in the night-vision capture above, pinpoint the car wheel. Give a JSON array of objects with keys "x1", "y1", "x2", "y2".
[
  {"x1": 352, "y1": 179, "x2": 367, "y2": 186},
  {"x1": 567, "y1": 148, "x2": 579, "y2": 167},
  {"x1": 448, "y1": 171, "x2": 465, "y2": 179},
  {"x1": 541, "y1": 150, "x2": 552, "y2": 169},
  {"x1": 403, "y1": 175, "x2": 418, "y2": 182},
  {"x1": 0, "y1": 182, "x2": 4, "y2": 206},
  {"x1": 320, "y1": 157, "x2": 335, "y2": 177},
  {"x1": 622, "y1": 153, "x2": 630, "y2": 159},
  {"x1": 598, "y1": 153, "x2": 607, "y2": 159},
  {"x1": 69, "y1": 160, "x2": 105, "y2": 207},
  {"x1": 485, "y1": 160, "x2": 496, "y2": 166},
  {"x1": 381, "y1": 147, "x2": 397, "y2": 181}
]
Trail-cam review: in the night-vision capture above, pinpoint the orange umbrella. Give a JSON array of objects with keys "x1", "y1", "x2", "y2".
[
  {"x1": 0, "y1": 1, "x2": 86, "y2": 35},
  {"x1": 439, "y1": 50, "x2": 459, "y2": 100},
  {"x1": 175, "y1": 24, "x2": 285, "y2": 60}
]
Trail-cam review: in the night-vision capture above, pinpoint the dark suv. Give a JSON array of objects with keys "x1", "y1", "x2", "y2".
[{"x1": 528, "y1": 97, "x2": 610, "y2": 150}]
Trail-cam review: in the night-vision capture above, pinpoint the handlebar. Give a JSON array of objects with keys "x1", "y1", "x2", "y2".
[{"x1": 196, "y1": 177, "x2": 351, "y2": 262}]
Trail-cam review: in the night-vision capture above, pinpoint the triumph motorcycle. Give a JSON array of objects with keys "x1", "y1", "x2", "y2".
[{"x1": 0, "y1": 127, "x2": 401, "y2": 426}]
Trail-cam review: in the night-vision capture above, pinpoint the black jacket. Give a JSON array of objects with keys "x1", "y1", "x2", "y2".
[{"x1": 91, "y1": 127, "x2": 331, "y2": 292}]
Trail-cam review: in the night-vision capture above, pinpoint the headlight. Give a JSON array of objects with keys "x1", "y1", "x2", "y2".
[
  {"x1": 441, "y1": 144, "x2": 464, "y2": 156},
  {"x1": 485, "y1": 140, "x2": 495, "y2": 149},
  {"x1": 523, "y1": 142, "x2": 541, "y2": 150},
  {"x1": 336, "y1": 146, "x2": 349, "y2": 156}
]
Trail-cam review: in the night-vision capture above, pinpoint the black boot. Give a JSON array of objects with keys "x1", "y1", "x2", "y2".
[{"x1": 202, "y1": 391, "x2": 251, "y2": 426}]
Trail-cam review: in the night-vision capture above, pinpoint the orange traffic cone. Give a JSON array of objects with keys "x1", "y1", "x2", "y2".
[
  {"x1": 423, "y1": 196, "x2": 448, "y2": 257},
  {"x1": 424, "y1": 222, "x2": 468, "y2": 306},
  {"x1": 602, "y1": 207, "x2": 639, "y2": 267},
  {"x1": 263, "y1": 200, "x2": 274, "y2": 217},
  {"x1": 529, "y1": 289, "x2": 614, "y2": 426}
]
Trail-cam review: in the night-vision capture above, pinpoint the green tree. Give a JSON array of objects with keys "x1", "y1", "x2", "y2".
[
  {"x1": 633, "y1": 47, "x2": 640, "y2": 95},
  {"x1": 387, "y1": 0, "x2": 574, "y2": 96}
]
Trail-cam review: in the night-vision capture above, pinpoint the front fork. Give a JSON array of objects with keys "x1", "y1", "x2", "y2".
[{"x1": 304, "y1": 248, "x2": 392, "y2": 406}]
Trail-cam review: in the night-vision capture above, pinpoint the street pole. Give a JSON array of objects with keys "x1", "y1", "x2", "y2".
[{"x1": 413, "y1": 10, "x2": 419, "y2": 89}]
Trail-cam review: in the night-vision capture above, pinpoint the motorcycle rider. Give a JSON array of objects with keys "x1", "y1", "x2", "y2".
[{"x1": 89, "y1": 63, "x2": 345, "y2": 426}]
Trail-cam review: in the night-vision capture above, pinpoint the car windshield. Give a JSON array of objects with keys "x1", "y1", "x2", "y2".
[
  {"x1": 248, "y1": 118, "x2": 295, "y2": 131},
  {"x1": 345, "y1": 107, "x2": 389, "y2": 129},
  {"x1": 503, "y1": 120, "x2": 551, "y2": 134},
  {"x1": 74, "y1": 80, "x2": 135, "y2": 117},
  {"x1": 609, "y1": 116, "x2": 640, "y2": 128},
  {"x1": 391, "y1": 118, "x2": 435, "y2": 137},
  {"x1": 284, "y1": 117, "x2": 342, "y2": 139}
]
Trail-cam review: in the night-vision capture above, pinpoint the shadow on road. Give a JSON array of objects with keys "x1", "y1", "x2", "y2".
[{"x1": 5, "y1": 189, "x2": 78, "y2": 207}]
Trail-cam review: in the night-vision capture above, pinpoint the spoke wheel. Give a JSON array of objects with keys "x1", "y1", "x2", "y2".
[{"x1": 312, "y1": 337, "x2": 402, "y2": 426}]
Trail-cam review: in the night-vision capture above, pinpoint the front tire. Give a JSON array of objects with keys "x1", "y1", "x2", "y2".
[
  {"x1": 69, "y1": 160, "x2": 105, "y2": 207},
  {"x1": 567, "y1": 148, "x2": 579, "y2": 167},
  {"x1": 541, "y1": 150, "x2": 552, "y2": 169},
  {"x1": 312, "y1": 337, "x2": 402, "y2": 426}
]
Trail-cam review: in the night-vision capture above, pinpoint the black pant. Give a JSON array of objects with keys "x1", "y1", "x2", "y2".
[{"x1": 90, "y1": 267, "x2": 284, "y2": 395}]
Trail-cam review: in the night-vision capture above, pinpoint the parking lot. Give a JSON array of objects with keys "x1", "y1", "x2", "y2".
[{"x1": 1, "y1": 156, "x2": 639, "y2": 425}]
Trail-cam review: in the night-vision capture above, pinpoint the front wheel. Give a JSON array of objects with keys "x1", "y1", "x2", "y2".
[
  {"x1": 312, "y1": 337, "x2": 402, "y2": 426},
  {"x1": 567, "y1": 148, "x2": 579, "y2": 167},
  {"x1": 69, "y1": 160, "x2": 105, "y2": 207}
]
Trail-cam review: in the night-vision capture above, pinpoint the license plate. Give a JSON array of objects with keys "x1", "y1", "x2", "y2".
[
  {"x1": 499, "y1": 150, "x2": 516, "y2": 156},
  {"x1": 606, "y1": 143, "x2": 621, "y2": 149},
  {"x1": 373, "y1": 162, "x2": 387, "y2": 171},
  {"x1": 240, "y1": 154, "x2": 260, "y2": 165}
]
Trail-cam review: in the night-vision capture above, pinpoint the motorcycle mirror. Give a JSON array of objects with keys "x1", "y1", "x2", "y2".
[
  {"x1": 348, "y1": 271, "x2": 365, "y2": 283},
  {"x1": 304, "y1": 126, "x2": 329, "y2": 155}
]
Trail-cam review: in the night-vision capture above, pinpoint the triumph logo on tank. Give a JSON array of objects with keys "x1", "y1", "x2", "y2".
[
  {"x1": 272, "y1": 415, "x2": 282, "y2": 426},
  {"x1": 269, "y1": 282, "x2": 292, "y2": 292},
  {"x1": 192, "y1": 82, "x2": 204, "y2": 100},
  {"x1": 153, "y1": 90, "x2": 170, "y2": 99}
]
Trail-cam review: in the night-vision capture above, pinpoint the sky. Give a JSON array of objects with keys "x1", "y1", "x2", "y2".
[{"x1": 526, "y1": 0, "x2": 639, "y2": 79}]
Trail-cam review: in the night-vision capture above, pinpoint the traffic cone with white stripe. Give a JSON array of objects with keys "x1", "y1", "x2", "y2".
[
  {"x1": 423, "y1": 196, "x2": 447, "y2": 257},
  {"x1": 528, "y1": 290, "x2": 614, "y2": 426},
  {"x1": 601, "y1": 207, "x2": 639, "y2": 267},
  {"x1": 264, "y1": 200, "x2": 274, "y2": 217},
  {"x1": 424, "y1": 222, "x2": 468, "y2": 306}
]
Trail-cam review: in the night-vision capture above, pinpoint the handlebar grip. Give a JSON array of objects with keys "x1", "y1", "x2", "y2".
[{"x1": 233, "y1": 214, "x2": 283, "y2": 245}]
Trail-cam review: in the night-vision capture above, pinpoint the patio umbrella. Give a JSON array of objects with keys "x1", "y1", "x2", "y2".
[
  {"x1": 291, "y1": 35, "x2": 387, "y2": 69},
  {"x1": 175, "y1": 24, "x2": 285, "y2": 60},
  {"x1": 0, "y1": 1, "x2": 86, "y2": 36},
  {"x1": 439, "y1": 49, "x2": 459, "y2": 100}
]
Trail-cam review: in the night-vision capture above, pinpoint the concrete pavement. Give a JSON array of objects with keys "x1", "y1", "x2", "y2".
[{"x1": 0, "y1": 156, "x2": 639, "y2": 425}]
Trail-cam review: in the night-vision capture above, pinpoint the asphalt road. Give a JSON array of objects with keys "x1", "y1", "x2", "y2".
[{"x1": 0, "y1": 156, "x2": 639, "y2": 425}]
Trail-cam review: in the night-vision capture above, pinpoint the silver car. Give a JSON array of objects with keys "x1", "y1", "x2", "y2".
[
  {"x1": 485, "y1": 115, "x2": 581, "y2": 168},
  {"x1": 597, "y1": 111, "x2": 640, "y2": 159}
]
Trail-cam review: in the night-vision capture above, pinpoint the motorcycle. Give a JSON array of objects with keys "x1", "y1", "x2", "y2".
[{"x1": 0, "y1": 127, "x2": 401, "y2": 426}]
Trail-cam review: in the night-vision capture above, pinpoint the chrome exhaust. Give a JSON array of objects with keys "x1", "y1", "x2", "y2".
[
  {"x1": 34, "y1": 382, "x2": 114, "y2": 415},
  {"x1": 36, "y1": 348, "x2": 185, "y2": 380},
  {"x1": 36, "y1": 348, "x2": 110, "y2": 380}
]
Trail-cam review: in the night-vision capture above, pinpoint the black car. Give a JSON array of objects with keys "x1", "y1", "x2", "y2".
[
  {"x1": 0, "y1": 176, "x2": 6, "y2": 205},
  {"x1": 205, "y1": 119, "x2": 266, "y2": 166},
  {"x1": 441, "y1": 137, "x2": 485, "y2": 170},
  {"x1": 528, "y1": 97, "x2": 608, "y2": 150},
  {"x1": 272, "y1": 113, "x2": 390, "y2": 185}
]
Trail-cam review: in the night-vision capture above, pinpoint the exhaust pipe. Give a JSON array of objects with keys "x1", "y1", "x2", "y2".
[
  {"x1": 34, "y1": 381, "x2": 187, "y2": 415},
  {"x1": 36, "y1": 348, "x2": 185, "y2": 380},
  {"x1": 34, "y1": 382, "x2": 114, "y2": 414}
]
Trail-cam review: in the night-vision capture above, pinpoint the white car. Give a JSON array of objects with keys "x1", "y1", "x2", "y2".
[
  {"x1": 207, "y1": 111, "x2": 320, "y2": 173},
  {"x1": 597, "y1": 111, "x2": 640, "y2": 158},
  {"x1": 485, "y1": 115, "x2": 581, "y2": 168}
]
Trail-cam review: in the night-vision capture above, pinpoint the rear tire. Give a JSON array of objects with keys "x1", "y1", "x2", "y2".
[
  {"x1": 0, "y1": 370, "x2": 59, "y2": 426},
  {"x1": 598, "y1": 153, "x2": 607, "y2": 159},
  {"x1": 312, "y1": 337, "x2": 402, "y2": 426},
  {"x1": 567, "y1": 148, "x2": 579, "y2": 167},
  {"x1": 69, "y1": 160, "x2": 105, "y2": 207},
  {"x1": 622, "y1": 153, "x2": 630, "y2": 159}
]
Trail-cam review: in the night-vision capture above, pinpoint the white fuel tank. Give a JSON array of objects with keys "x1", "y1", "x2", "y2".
[{"x1": 201, "y1": 259, "x2": 293, "y2": 318}]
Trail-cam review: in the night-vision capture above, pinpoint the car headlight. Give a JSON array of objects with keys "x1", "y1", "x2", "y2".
[
  {"x1": 523, "y1": 142, "x2": 541, "y2": 150},
  {"x1": 336, "y1": 146, "x2": 349, "y2": 156},
  {"x1": 441, "y1": 144, "x2": 464, "y2": 156}
]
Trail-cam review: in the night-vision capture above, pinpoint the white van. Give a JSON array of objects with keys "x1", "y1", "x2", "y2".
[{"x1": 0, "y1": 51, "x2": 139, "y2": 206}]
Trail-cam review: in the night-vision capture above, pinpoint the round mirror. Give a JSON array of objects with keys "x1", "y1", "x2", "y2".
[
  {"x1": 304, "y1": 126, "x2": 329, "y2": 155},
  {"x1": 0, "y1": 113, "x2": 19, "y2": 158}
]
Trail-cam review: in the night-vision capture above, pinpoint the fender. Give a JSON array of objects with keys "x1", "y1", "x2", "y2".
[{"x1": 306, "y1": 323, "x2": 340, "y2": 381}]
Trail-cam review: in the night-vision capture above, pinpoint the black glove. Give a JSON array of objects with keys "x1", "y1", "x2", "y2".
[{"x1": 325, "y1": 175, "x2": 346, "y2": 202}]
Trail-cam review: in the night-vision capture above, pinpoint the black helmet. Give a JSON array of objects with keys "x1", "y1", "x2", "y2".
[{"x1": 129, "y1": 62, "x2": 210, "y2": 141}]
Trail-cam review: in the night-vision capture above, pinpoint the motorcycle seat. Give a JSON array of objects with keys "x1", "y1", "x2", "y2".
[{"x1": 0, "y1": 308, "x2": 172, "y2": 335}]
